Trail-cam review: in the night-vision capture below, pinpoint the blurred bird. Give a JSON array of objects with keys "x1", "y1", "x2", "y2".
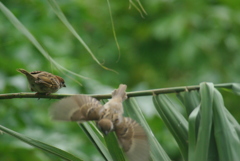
[
  {"x1": 17, "y1": 68, "x2": 66, "y2": 95},
  {"x1": 50, "y1": 84, "x2": 149, "y2": 161}
]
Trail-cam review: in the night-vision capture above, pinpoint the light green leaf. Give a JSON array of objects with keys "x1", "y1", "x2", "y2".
[
  {"x1": 224, "y1": 109, "x2": 240, "y2": 139},
  {"x1": 124, "y1": 98, "x2": 171, "y2": 161},
  {"x1": 78, "y1": 122, "x2": 113, "y2": 161},
  {"x1": 47, "y1": 0, "x2": 116, "y2": 73},
  {"x1": 232, "y1": 83, "x2": 240, "y2": 95},
  {"x1": 188, "y1": 105, "x2": 200, "y2": 160},
  {"x1": 104, "y1": 132, "x2": 126, "y2": 161},
  {"x1": 192, "y1": 82, "x2": 214, "y2": 161},
  {"x1": 0, "y1": 125, "x2": 82, "y2": 161},
  {"x1": 213, "y1": 89, "x2": 240, "y2": 161},
  {"x1": 0, "y1": 2, "x2": 88, "y2": 82}
]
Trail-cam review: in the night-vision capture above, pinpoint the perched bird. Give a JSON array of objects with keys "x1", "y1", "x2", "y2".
[
  {"x1": 50, "y1": 84, "x2": 149, "y2": 161},
  {"x1": 17, "y1": 68, "x2": 66, "y2": 95}
]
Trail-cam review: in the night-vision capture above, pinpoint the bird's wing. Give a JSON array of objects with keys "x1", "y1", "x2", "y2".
[
  {"x1": 50, "y1": 95, "x2": 104, "y2": 122},
  {"x1": 30, "y1": 71, "x2": 43, "y2": 74},
  {"x1": 115, "y1": 117, "x2": 149, "y2": 161},
  {"x1": 36, "y1": 73, "x2": 56, "y2": 87}
]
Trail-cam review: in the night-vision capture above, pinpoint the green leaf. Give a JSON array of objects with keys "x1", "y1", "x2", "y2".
[
  {"x1": 232, "y1": 83, "x2": 240, "y2": 95},
  {"x1": 47, "y1": 0, "x2": 116, "y2": 73},
  {"x1": 152, "y1": 94, "x2": 188, "y2": 161},
  {"x1": 188, "y1": 105, "x2": 200, "y2": 160},
  {"x1": 78, "y1": 122, "x2": 113, "y2": 161},
  {"x1": 0, "y1": 2, "x2": 88, "y2": 82},
  {"x1": 213, "y1": 89, "x2": 240, "y2": 161},
  {"x1": 124, "y1": 98, "x2": 171, "y2": 161},
  {"x1": 104, "y1": 132, "x2": 126, "y2": 161},
  {"x1": 177, "y1": 90, "x2": 200, "y2": 116},
  {"x1": 191, "y1": 82, "x2": 214, "y2": 161},
  {"x1": 0, "y1": 125, "x2": 82, "y2": 161},
  {"x1": 177, "y1": 89, "x2": 202, "y2": 160},
  {"x1": 224, "y1": 109, "x2": 240, "y2": 139}
]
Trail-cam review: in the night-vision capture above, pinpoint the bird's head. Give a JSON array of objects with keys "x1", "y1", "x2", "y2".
[
  {"x1": 97, "y1": 119, "x2": 114, "y2": 135},
  {"x1": 56, "y1": 76, "x2": 66, "y2": 87}
]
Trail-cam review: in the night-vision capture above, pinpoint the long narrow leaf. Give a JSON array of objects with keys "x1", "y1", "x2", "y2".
[
  {"x1": 224, "y1": 109, "x2": 240, "y2": 139},
  {"x1": 193, "y1": 82, "x2": 214, "y2": 161},
  {"x1": 177, "y1": 90, "x2": 200, "y2": 116},
  {"x1": 153, "y1": 94, "x2": 188, "y2": 161},
  {"x1": 104, "y1": 132, "x2": 126, "y2": 161},
  {"x1": 47, "y1": 0, "x2": 116, "y2": 73},
  {"x1": 0, "y1": 125, "x2": 82, "y2": 161},
  {"x1": 78, "y1": 122, "x2": 113, "y2": 161},
  {"x1": 124, "y1": 98, "x2": 171, "y2": 161},
  {"x1": 0, "y1": 2, "x2": 88, "y2": 82},
  {"x1": 232, "y1": 83, "x2": 240, "y2": 95},
  {"x1": 106, "y1": 0, "x2": 121, "y2": 60},
  {"x1": 177, "y1": 89, "x2": 201, "y2": 160},
  {"x1": 188, "y1": 106, "x2": 200, "y2": 160},
  {"x1": 213, "y1": 89, "x2": 240, "y2": 161}
]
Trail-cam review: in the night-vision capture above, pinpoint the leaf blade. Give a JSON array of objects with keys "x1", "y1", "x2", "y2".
[
  {"x1": 0, "y1": 125, "x2": 82, "y2": 161},
  {"x1": 153, "y1": 94, "x2": 188, "y2": 160},
  {"x1": 124, "y1": 98, "x2": 171, "y2": 161}
]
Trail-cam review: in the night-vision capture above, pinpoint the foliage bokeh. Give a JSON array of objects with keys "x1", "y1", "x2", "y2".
[{"x1": 1, "y1": 0, "x2": 240, "y2": 160}]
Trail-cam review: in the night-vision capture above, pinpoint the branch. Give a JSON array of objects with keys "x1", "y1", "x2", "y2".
[{"x1": 0, "y1": 83, "x2": 234, "y2": 100}]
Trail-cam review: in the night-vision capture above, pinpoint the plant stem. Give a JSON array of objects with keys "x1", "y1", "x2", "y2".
[{"x1": 0, "y1": 83, "x2": 233, "y2": 100}]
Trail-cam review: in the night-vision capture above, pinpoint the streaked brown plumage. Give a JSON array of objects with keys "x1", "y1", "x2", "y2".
[
  {"x1": 17, "y1": 68, "x2": 66, "y2": 95},
  {"x1": 115, "y1": 117, "x2": 149, "y2": 161},
  {"x1": 50, "y1": 84, "x2": 149, "y2": 161}
]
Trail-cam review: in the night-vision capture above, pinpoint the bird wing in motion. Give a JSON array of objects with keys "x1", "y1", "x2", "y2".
[
  {"x1": 50, "y1": 95, "x2": 104, "y2": 122},
  {"x1": 115, "y1": 117, "x2": 149, "y2": 161},
  {"x1": 50, "y1": 84, "x2": 150, "y2": 161},
  {"x1": 35, "y1": 72, "x2": 57, "y2": 87}
]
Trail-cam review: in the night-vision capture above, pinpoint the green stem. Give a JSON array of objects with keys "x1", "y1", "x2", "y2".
[{"x1": 0, "y1": 83, "x2": 233, "y2": 100}]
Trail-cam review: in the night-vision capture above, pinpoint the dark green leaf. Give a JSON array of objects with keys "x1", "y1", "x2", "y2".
[{"x1": 153, "y1": 94, "x2": 188, "y2": 161}]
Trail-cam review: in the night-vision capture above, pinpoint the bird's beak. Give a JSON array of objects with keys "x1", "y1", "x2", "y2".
[{"x1": 63, "y1": 84, "x2": 66, "y2": 87}]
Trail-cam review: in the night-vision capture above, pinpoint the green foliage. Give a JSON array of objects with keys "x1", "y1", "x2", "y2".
[
  {"x1": 1, "y1": 83, "x2": 240, "y2": 161},
  {"x1": 0, "y1": 125, "x2": 83, "y2": 161},
  {"x1": 1, "y1": 0, "x2": 240, "y2": 160}
]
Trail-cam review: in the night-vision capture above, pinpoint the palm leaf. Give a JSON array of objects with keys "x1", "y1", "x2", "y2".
[
  {"x1": 123, "y1": 98, "x2": 171, "y2": 161},
  {"x1": 153, "y1": 94, "x2": 188, "y2": 160},
  {"x1": 0, "y1": 125, "x2": 82, "y2": 161}
]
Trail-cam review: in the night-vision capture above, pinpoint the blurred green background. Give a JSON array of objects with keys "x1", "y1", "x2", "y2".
[{"x1": 1, "y1": 0, "x2": 240, "y2": 160}]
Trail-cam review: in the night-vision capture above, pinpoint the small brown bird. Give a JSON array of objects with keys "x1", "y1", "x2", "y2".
[
  {"x1": 17, "y1": 68, "x2": 66, "y2": 95},
  {"x1": 50, "y1": 84, "x2": 149, "y2": 161}
]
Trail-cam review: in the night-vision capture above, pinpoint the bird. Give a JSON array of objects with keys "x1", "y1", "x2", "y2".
[
  {"x1": 50, "y1": 84, "x2": 149, "y2": 161},
  {"x1": 17, "y1": 68, "x2": 66, "y2": 95}
]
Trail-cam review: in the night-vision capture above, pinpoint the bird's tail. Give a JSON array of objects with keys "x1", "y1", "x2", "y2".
[
  {"x1": 17, "y1": 68, "x2": 30, "y2": 75},
  {"x1": 111, "y1": 84, "x2": 127, "y2": 101},
  {"x1": 17, "y1": 69, "x2": 35, "y2": 79}
]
